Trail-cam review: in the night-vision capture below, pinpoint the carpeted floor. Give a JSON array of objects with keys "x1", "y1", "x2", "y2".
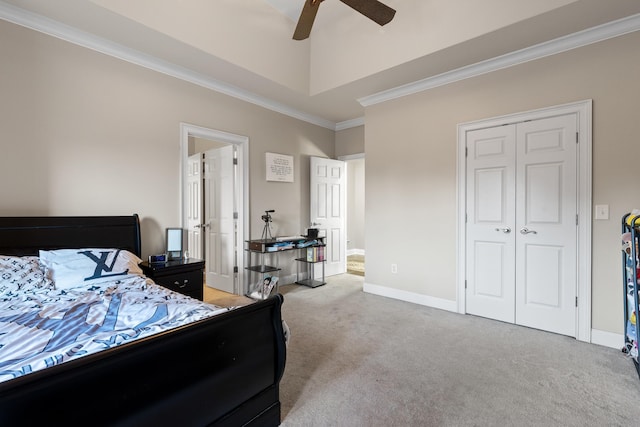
[{"x1": 277, "y1": 274, "x2": 640, "y2": 426}]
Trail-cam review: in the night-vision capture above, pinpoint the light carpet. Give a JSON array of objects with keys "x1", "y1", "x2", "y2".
[{"x1": 277, "y1": 274, "x2": 640, "y2": 426}]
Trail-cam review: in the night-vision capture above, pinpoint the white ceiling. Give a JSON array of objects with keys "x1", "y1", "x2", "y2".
[{"x1": 2, "y1": 0, "x2": 640, "y2": 129}]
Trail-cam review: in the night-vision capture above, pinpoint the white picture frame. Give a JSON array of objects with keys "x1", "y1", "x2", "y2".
[{"x1": 266, "y1": 152, "x2": 294, "y2": 182}]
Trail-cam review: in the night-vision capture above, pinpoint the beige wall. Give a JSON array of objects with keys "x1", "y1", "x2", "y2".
[
  {"x1": 364, "y1": 30, "x2": 640, "y2": 335},
  {"x1": 337, "y1": 126, "x2": 365, "y2": 252},
  {"x1": 335, "y1": 125, "x2": 364, "y2": 157},
  {"x1": 0, "y1": 20, "x2": 334, "y2": 273},
  {"x1": 347, "y1": 158, "x2": 365, "y2": 252}
]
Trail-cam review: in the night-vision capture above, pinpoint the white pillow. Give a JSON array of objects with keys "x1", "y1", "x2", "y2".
[
  {"x1": 0, "y1": 255, "x2": 52, "y2": 296},
  {"x1": 39, "y1": 248, "x2": 143, "y2": 290}
]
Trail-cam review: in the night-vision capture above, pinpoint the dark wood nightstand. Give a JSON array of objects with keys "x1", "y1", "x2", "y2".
[{"x1": 140, "y1": 258, "x2": 205, "y2": 301}]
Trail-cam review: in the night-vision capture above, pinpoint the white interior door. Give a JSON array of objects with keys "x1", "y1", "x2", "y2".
[
  {"x1": 515, "y1": 115, "x2": 577, "y2": 336},
  {"x1": 310, "y1": 156, "x2": 346, "y2": 277},
  {"x1": 186, "y1": 153, "x2": 203, "y2": 260},
  {"x1": 466, "y1": 114, "x2": 577, "y2": 336},
  {"x1": 203, "y1": 145, "x2": 235, "y2": 293},
  {"x1": 465, "y1": 125, "x2": 517, "y2": 323}
]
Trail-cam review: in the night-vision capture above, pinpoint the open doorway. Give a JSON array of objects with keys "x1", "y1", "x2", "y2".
[
  {"x1": 342, "y1": 155, "x2": 365, "y2": 276},
  {"x1": 180, "y1": 123, "x2": 249, "y2": 296}
]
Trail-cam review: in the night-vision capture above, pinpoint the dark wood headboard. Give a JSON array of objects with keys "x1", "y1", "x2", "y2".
[{"x1": 0, "y1": 214, "x2": 142, "y2": 257}]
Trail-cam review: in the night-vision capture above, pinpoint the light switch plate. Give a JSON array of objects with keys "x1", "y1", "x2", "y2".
[{"x1": 595, "y1": 204, "x2": 609, "y2": 220}]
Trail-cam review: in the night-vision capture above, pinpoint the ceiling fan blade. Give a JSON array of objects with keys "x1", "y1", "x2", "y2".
[
  {"x1": 339, "y1": 0, "x2": 396, "y2": 26},
  {"x1": 293, "y1": 0, "x2": 324, "y2": 40}
]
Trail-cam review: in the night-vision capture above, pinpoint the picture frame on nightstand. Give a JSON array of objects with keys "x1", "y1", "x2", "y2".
[{"x1": 166, "y1": 227, "x2": 184, "y2": 260}]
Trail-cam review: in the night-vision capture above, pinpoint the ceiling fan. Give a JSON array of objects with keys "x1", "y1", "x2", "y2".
[{"x1": 293, "y1": 0, "x2": 396, "y2": 40}]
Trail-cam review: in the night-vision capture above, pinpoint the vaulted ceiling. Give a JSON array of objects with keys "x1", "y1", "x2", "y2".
[{"x1": 2, "y1": 0, "x2": 640, "y2": 129}]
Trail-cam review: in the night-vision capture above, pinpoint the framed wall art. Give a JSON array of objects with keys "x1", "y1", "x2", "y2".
[{"x1": 266, "y1": 152, "x2": 294, "y2": 182}]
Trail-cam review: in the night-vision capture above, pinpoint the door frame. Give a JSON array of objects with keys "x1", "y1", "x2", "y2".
[
  {"x1": 456, "y1": 100, "x2": 592, "y2": 342},
  {"x1": 180, "y1": 122, "x2": 249, "y2": 294}
]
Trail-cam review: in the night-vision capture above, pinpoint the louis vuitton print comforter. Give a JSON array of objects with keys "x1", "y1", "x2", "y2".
[{"x1": 0, "y1": 250, "x2": 229, "y2": 383}]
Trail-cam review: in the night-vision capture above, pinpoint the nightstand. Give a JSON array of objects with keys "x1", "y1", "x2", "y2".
[{"x1": 140, "y1": 258, "x2": 205, "y2": 301}]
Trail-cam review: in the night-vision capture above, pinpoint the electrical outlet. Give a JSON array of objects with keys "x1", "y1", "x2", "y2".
[{"x1": 391, "y1": 263, "x2": 398, "y2": 274}]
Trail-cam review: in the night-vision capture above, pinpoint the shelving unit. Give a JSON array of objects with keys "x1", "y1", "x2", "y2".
[
  {"x1": 245, "y1": 237, "x2": 325, "y2": 298},
  {"x1": 295, "y1": 245, "x2": 326, "y2": 288},
  {"x1": 622, "y1": 213, "x2": 640, "y2": 379},
  {"x1": 245, "y1": 239, "x2": 281, "y2": 300}
]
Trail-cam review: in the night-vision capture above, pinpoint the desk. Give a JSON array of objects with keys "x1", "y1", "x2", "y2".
[{"x1": 245, "y1": 237, "x2": 325, "y2": 298}]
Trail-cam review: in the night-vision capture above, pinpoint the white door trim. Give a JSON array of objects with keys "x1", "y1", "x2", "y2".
[
  {"x1": 180, "y1": 123, "x2": 249, "y2": 294},
  {"x1": 456, "y1": 100, "x2": 592, "y2": 342}
]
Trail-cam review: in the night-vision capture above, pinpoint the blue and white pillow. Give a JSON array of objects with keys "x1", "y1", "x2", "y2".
[
  {"x1": 39, "y1": 248, "x2": 143, "y2": 290},
  {"x1": 0, "y1": 255, "x2": 52, "y2": 296}
]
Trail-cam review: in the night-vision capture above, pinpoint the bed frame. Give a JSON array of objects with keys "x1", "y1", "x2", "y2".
[{"x1": 0, "y1": 215, "x2": 286, "y2": 427}]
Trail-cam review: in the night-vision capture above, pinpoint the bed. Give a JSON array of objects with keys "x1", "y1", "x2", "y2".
[{"x1": 0, "y1": 214, "x2": 287, "y2": 427}]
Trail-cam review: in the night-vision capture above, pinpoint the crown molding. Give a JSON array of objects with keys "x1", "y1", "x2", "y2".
[
  {"x1": 2, "y1": 2, "x2": 639, "y2": 132},
  {"x1": 359, "y1": 13, "x2": 640, "y2": 107},
  {"x1": 335, "y1": 117, "x2": 364, "y2": 131},
  {"x1": 0, "y1": 1, "x2": 337, "y2": 130}
]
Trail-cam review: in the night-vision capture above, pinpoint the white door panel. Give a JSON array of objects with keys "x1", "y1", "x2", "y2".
[
  {"x1": 310, "y1": 157, "x2": 346, "y2": 277},
  {"x1": 204, "y1": 145, "x2": 235, "y2": 293},
  {"x1": 515, "y1": 114, "x2": 577, "y2": 336},
  {"x1": 186, "y1": 154, "x2": 203, "y2": 260},
  {"x1": 466, "y1": 126, "x2": 516, "y2": 323}
]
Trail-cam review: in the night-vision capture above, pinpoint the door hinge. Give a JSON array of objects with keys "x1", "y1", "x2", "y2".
[
  {"x1": 233, "y1": 266, "x2": 238, "y2": 273},
  {"x1": 576, "y1": 132, "x2": 579, "y2": 144},
  {"x1": 465, "y1": 280, "x2": 467, "y2": 289},
  {"x1": 576, "y1": 214, "x2": 579, "y2": 226},
  {"x1": 233, "y1": 158, "x2": 238, "y2": 165},
  {"x1": 233, "y1": 212, "x2": 238, "y2": 220},
  {"x1": 575, "y1": 296, "x2": 578, "y2": 307},
  {"x1": 465, "y1": 146, "x2": 468, "y2": 157}
]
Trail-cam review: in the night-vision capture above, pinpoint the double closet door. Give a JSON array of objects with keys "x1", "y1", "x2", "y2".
[{"x1": 465, "y1": 114, "x2": 578, "y2": 336}]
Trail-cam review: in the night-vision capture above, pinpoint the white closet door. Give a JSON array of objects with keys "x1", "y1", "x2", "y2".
[
  {"x1": 465, "y1": 125, "x2": 517, "y2": 323},
  {"x1": 466, "y1": 114, "x2": 578, "y2": 336},
  {"x1": 515, "y1": 114, "x2": 577, "y2": 336}
]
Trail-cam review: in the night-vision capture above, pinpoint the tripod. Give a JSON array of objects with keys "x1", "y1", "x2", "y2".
[{"x1": 261, "y1": 210, "x2": 274, "y2": 240}]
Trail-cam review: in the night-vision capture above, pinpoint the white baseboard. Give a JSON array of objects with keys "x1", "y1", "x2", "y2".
[
  {"x1": 364, "y1": 282, "x2": 625, "y2": 351},
  {"x1": 347, "y1": 248, "x2": 365, "y2": 257},
  {"x1": 363, "y1": 281, "x2": 457, "y2": 312},
  {"x1": 590, "y1": 329, "x2": 624, "y2": 350}
]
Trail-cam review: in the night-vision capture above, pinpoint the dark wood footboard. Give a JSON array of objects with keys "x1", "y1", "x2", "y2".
[{"x1": 0, "y1": 294, "x2": 286, "y2": 427}]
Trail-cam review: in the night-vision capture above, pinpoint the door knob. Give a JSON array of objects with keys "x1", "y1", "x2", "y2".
[
  {"x1": 495, "y1": 227, "x2": 511, "y2": 233},
  {"x1": 520, "y1": 227, "x2": 537, "y2": 235}
]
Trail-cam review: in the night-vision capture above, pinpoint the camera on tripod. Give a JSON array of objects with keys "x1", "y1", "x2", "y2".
[
  {"x1": 261, "y1": 210, "x2": 274, "y2": 223},
  {"x1": 261, "y1": 210, "x2": 275, "y2": 240}
]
